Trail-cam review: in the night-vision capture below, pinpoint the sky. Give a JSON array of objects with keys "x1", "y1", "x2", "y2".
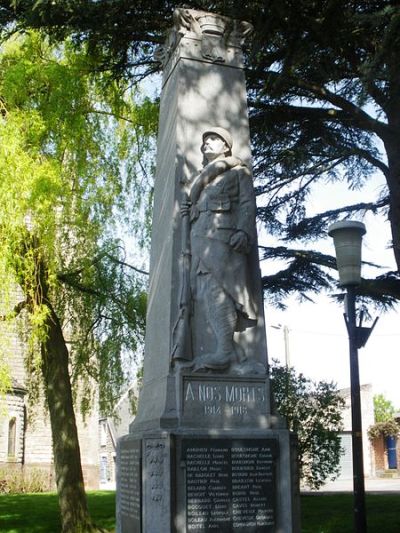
[
  {"x1": 140, "y1": 76, "x2": 400, "y2": 409},
  {"x1": 261, "y1": 173, "x2": 400, "y2": 409}
]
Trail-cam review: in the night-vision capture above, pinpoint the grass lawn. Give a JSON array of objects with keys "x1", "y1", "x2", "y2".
[
  {"x1": 0, "y1": 491, "x2": 115, "y2": 533},
  {"x1": 302, "y1": 493, "x2": 400, "y2": 532},
  {"x1": 0, "y1": 491, "x2": 399, "y2": 532}
]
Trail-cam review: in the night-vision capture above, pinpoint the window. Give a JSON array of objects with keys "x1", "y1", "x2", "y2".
[
  {"x1": 8, "y1": 417, "x2": 17, "y2": 458},
  {"x1": 100, "y1": 455, "x2": 109, "y2": 483}
]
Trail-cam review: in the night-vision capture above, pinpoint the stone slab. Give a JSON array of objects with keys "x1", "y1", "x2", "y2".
[
  {"x1": 117, "y1": 434, "x2": 174, "y2": 533},
  {"x1": 118, "y1": 428, "x2": 299, "y2": 533},
  {"x1": 181, "y1": 375, "x2": 271, "y2": 429},
  {"x1": 182, "y1": 438, "x2": 277, "y2": 532},
  {"x1": 117, "y1": 437, "x2": 142, "y2": 532}
]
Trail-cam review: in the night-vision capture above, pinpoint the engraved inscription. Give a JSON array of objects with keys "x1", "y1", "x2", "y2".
[
  {"x1": 183, "y1": 379, "x2": 267, "y2": 423},
  {"x1": 186, "y1": 445, "x2": 231, "y2": 531},
  {"x1": 145, "y1": 441, "x2": 166, "y2": 502},
  {"x1": 119, "y1": 439, "x2": 141, "y2": 529},
  {"x1": 231, "y1": 447, "x2": 275, "y2": 528},
  {"x1": 183, "y1": 439, "x2": 277, "y2": 532}
]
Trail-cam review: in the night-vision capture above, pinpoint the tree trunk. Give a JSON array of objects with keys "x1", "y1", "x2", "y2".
[
  {"x1": 41, "y1": 300, "x2": 96, "y2": 533},
  {"x1": 384, "y1": 135, "x2": 400, "y2": 273}
]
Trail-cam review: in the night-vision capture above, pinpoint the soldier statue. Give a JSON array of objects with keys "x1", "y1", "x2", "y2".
[{"x1": 175, "y1": 127, "x2": 258, "y2": 372}]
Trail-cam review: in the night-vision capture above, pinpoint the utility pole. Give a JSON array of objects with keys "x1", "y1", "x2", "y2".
[{"x1": 271, "y1": 324, "x2": 291, "y2": 367}]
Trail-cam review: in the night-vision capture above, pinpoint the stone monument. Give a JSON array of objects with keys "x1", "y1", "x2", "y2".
[{"x1": 117, "y1": 8, "x2": 299, "y2": 532}]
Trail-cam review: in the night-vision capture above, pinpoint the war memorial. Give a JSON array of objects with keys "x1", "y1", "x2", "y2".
[{"x1": 117, "y1": 8, "x2": 299, "y2": 532}]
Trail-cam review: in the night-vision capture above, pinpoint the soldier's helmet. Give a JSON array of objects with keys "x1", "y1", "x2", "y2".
[{"x1": 202, "y1": 127, "x2": 233, "y2": 152}]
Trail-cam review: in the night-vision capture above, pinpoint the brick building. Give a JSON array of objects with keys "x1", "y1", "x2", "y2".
[{"x1": 369, "y1": 412, "x2": 400, "y2": 477}]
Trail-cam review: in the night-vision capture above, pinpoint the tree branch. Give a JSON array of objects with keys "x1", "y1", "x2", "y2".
[
  {"x1": 104, "y1": 254, "x2": 149, "y2": 276},
  {"x1": 258, "y1": 71, "x2": 391, "y2": 138},
  {"x1": 86, "y1": 107, "x2": 136, "y2": 124},
  {"x1": 282, "y1": 197, "x2": 390, "y2": 241},
  {"x1": 0, "y1": 300, "x2": 29, "y2": 321},
  {"x1": 57, "y1": 249, "x2": 148, "y2": 280}
]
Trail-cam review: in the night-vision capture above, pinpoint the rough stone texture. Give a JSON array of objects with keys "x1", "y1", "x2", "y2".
[
  {"x1": 21, "y1": 392, "x2": 100, "y2": 487},
  {"x1": 23, "y1": 409, "x2": 53, "y2": 465},
  {"x1": 371, "y1": 436, "x2": 386, "y2": 473},
  {"x1": 0, "y1": 288, "x2": 100, "y2": 489},
  {"x1": 0, "y1": 390, "x2": 26, "y2": 463},
  {"x1": 117, "y1": 434, "x2": 173, "y2": 533},
  {"x1": 99, "y1": 417, "x2": 117, "y2": 486},
  {"x1": 0, "y1": 284, "x2": 27, "y2": 387}
]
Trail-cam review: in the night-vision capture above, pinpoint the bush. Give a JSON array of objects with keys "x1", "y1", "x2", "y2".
[
  {"x1": 270, "y1": 359, "x2": 345, "y2": 489},
  {"x1": 0, "y1": 466, "x2": 49, "y2": 493},
  {"x1": 368, "y1": 420, "x2": 400, "y2": 440}
]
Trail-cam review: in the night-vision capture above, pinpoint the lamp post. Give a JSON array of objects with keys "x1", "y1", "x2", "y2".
[{"x1": 328, "y1": 220, "x2": 368, "y2": 533}]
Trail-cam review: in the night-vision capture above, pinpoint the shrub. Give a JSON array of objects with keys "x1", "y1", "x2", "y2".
[
  {"x1": 0, "y1": 467, "x2": 49, "y2": 493},
  {"x1": 270, "y1": 360, "x2": 345, "y2": 490},
  {"x1": 368, "y1": 420, "x2": 400, "y2": 441}
]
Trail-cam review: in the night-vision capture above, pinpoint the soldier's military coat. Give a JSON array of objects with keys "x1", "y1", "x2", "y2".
[{"x1": 188, "y1": 159, "x2": 257, "y2": 331}]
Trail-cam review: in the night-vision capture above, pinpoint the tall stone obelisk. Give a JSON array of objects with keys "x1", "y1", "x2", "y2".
[{"x1": 117, "y1": 9, "x2": 299, "y2": 533}]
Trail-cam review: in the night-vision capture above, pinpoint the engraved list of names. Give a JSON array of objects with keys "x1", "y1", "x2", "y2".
[
  {"x1": 119, "y1": 439, "x2": 142, "y2": 532},
  {"x1": 183, "y1": 439, "x2": 277, "y2": 532}
]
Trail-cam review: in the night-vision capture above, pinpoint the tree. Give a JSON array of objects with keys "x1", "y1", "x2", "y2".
[
  {"x1": 0, "y1": 31, "x2": 155, "y2": 532},
  {"x1": 368, "y1": 393, "x2": 399, "y2": 441},
  {"x1": 245, "y1": 0, "x2": 400, "y2": 307},
  {"x1": 270, "y1": 360, "x2": 345, "y2": 489},
  {"x1": 3, "y1": 0, "x2": 399, "y2": 307},
  {"x1": 373, "y1": 393, "x2": 396, "y2": 423}
]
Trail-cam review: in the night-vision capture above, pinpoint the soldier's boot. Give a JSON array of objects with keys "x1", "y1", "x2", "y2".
[{"x1": 192, "y1": 288, "x2": 237, "y2": 371}]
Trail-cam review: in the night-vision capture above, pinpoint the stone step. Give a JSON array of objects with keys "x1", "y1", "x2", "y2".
[{"x1": 379, "y1": 470, "x2": 400, "y2": 479}]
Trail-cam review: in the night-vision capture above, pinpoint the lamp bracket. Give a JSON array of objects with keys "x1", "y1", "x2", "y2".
[{"x1": 343, "y1": 314, "x2": 379, "y2": 349}]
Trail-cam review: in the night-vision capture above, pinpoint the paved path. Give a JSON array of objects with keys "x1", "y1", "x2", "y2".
[{"x1": 303, "y1": 477, "x2": 400, "y2": 494}]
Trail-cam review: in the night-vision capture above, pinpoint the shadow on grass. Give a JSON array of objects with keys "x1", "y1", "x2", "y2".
[
  {"x1": 1, "y1": 491, "x2": 400, "y2": 532},
  {"x1": 0, "y1": 493, "x2": 61, "y2": 532},
  {"x1": 0, "y1": 491, "x2": 115, "y2": 533}
]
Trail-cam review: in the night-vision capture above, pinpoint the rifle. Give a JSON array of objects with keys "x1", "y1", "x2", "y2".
[{"x1": 171, "y1": 192, "x2": 192, "y2": 362}]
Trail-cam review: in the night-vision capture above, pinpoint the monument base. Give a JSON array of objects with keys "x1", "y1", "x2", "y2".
[{"x1": 117, "y1": 426, "x2": 300, "y2": 532}]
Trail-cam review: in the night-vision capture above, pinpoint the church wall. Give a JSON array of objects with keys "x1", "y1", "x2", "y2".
[{"x1": 0, "y1": 288, "x2": 100, "y2": 489}]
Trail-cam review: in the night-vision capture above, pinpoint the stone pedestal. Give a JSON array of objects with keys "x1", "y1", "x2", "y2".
[
  {"x1": 117, "y1": 371, "x2": 299, "y2": 532},
  {"x1": 117, "y1": 8, "x2": 300, "y2": 532}
]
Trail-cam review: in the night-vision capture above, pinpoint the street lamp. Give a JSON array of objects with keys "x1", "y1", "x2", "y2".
[{"x1": 328, "y1": 220, "x2": 377, "y2": 533}]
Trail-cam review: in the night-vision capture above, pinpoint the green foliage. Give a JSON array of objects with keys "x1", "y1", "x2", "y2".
[
  {"x1": 4, "y1": 0, "x2": 400, "y2": 307},
  {"x1": 373, "y1": 393, "x2": 396, "y2": 423},
  {"x1": 369, "y1": 393, "x2": 399, "y2": 440},
  {"x1": 0, "y1": 30, "x2": 156, "y2": 413},
  {"x1": 270, "y1": 359, "x2": 345, "y2": 489},
  {"x1": 0, "y1": 350, "x2": 12, "y2": 402},
  {"x1": 246, "y1": 0, "x2": 400, "y2": 305}
]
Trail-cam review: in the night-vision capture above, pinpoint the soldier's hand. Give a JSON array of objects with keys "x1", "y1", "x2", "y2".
[
  {"x1": 180, "y1": 200, "x2": 192, "y2": 217},
  {"x1": 230, "y1": 231, "x2": 249, "y2": 253}
]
